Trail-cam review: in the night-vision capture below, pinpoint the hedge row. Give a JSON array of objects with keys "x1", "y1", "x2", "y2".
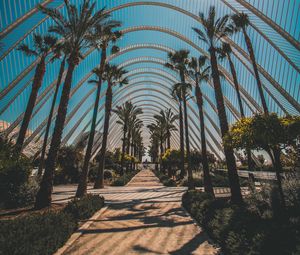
[
  {"x1": 181, "y1": 172, "x2": 249, "y2": 187},
  {"x1": 111, "y1": 170, "x2": 138, "y2": 186},
  {"x1": 0, "y1": 194, "x2": 104, "y2": 255},
  {"x1": 154, "y1": 171, "x2": 177, "y2": 187},
  {"x1": 182, "y1": 190, "x2": 299, "y2": 255}
]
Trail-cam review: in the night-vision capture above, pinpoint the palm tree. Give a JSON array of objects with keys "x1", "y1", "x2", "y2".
[
  {"x1": 154, "y1": 109, "x2": 178, "y2": 150},
  {"x1": 148, "y1": 123, "x2": 165, "y2": 171},
  {"x1": 172, "y1": 82, "x2": 194, "y2": 189},
  {"x1": 218, "y1": 43, "x2": 254, "y2": 172},
  {"x1": 231, "y1": 12, "x2": 268, "y2": 114},
  {"x1": 15, "y1": 34, "x2": 57, "y2": 153},
  {"x1": 37, "y1": 42, "x2": 70, "y2": 177},
  {"x1": 127, "y1": 116, "x2": 143, "y2": 169},
  {"x1": 35, "y1": 0, "x2": 107, "y2": 209},
  {"x1": 113, "y1": 102, "x2": 142, "y2": 173},
  {"x1": 94, "y1": 64, "x2": 128, "y2": 188},
  {"x1": 193, "y1": 6, "x2": 243, "y2": 204},
  {"x1": 170, "y1": 87, "x2": 185, "y2": 178},
  {"x1": 76, "y1": 18, "x2": 121, "y2": 197},
  {"x1": 131, "y1": 126, "x2": 143, "y2": 170},
  {"x1": 165, "y1": 50, "x2": 191, "y2": 181},
  {"x1": 188, "y1": 56, "x2": 214, "y2": 196},
  {"x1": 75, "y1": 68, "x2": 103, "y2": 197},
  {"x1": 148, "y1": 121, "x2": 167, "y2": 169}
]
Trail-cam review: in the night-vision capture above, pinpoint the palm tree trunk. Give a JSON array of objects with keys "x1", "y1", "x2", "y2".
[
  {"x1": 38, "y1": 56, "x2": 66, "y2": 176},
  {"x1": 227, "y1": 53, "x2": 254, "y2": 172},
  {"x1": 127, "y1": 130, "x2": 131, "y2": 154},
  {"x1": 268, "y1": 147, "x2": 286, "y2": 207},
  {"x1": 35, "y1": 53, "x2": 78, "y2": 209},
  {"x1": 160, "y1": 140, "x2": 164, "y2": 172},
  {"x1": 209, "y1": 47, "x2": 243, "y2": 205},
  {"x1": 94, "y1": 83, "x2": 112, "y2": 189},
  {"x1": 167, "y1": 133, "x2": 171, "y2": 149},
  {"x1": 227, "y1": 54, "x2": 245, "y2": 117},
  {"x1": 195, "y1": 81, "x2": 214, "y2": 196},
  {"x1": 179, "y1": 100, "x2": 185, "y2": 179},
  {"x1": 120, "y1": 124, "x2": 127, "y2": 174},
  {"x1": 183, "y1": 94, "x2": 194, "y2": 189},
  {"x1": 76, "y1": 47, "x2": 106, "y2": 197},
  {"x1": 16, "y1": 56, "x2": 46, "y2": 153},
  {"x1": 242, "y1": 28, "x2": 268, "y2": 114}
]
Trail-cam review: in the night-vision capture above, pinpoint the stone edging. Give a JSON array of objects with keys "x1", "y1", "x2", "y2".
[{"x1": 54, "y1": 206, "x2": 109, "y2": 255}]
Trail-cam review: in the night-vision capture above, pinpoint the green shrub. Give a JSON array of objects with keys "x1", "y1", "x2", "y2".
[
  {"x1": 5, "y1": 179, "x2": 39, "y2": 208},
  {"x1": 182, "y1": 189, "x2": 300, "y2": 255},
  {"x1": 182, "y1": 190, "x2": 213, "y2": 212},
  {"x1": 0, "y1": 194, "x2": 106, "y2": 255},
  {"x1": 162, "y1": 178, "x2": 176, "y2": 187},
  {"x1": 181, "y1": 173, "x2": 248, "y2": 188},
  {"x1": 111, "y1": 171, "x2": 138, "y2": 186},
  {"x1": 104, "y1": 170, "x2": 113, "y2": 180},
  {"x1": 0, "y1": 211, "x2": 77, "y2": 255},
  {"x1": 64, "y1": 194, "x2": 104, "y2": 220},
  {"x1": 153, "y1": 170, "x2": 177, "y2": 187},
  {"x1": 0, "y1": 153, "x2": 37, "y2": 208}
]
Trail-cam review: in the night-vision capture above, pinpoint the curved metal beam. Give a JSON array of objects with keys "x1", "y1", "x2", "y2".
[
  {"x1": 121, "y1": 25, "x2": 298, "y2": 113},
  {"x1": 232, "y1": 0, "x2": 300, "y2": 51}
]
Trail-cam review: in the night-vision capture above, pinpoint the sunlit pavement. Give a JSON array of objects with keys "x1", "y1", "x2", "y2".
[{"x1": 54, "y1": 170, "x2": 219, "y2": 255}]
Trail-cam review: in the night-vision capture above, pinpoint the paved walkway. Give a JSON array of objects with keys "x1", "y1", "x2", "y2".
[{"x1": 59, "y1": 170, "x2": 219, "y2": 255}]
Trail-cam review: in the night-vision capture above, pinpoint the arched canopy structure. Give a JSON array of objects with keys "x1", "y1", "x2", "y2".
[{"x1": 0, "y1": 0, "x2": 299, "y2": 159}]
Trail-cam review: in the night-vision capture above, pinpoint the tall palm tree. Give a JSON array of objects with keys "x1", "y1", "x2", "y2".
[
  {"x1": 127, "y1": 116, "x2": 143, "y2": 170},
  {"x1": 131, "y1": 125, "x2": 143, "y2": 169},
  {"x1": 154, "y1": 109, "x2": 178, "y2": 150},
  {"x1": 16, "y1": 34, "x2": 57, "y2": 153},
  {"x1": 127, "y1": 115, "x2": 143, "y2": 154},
  {"x1": 148, "y1": 122, "x2": 165, "y2": 171},
  {"x1": 193, "y1": 6, "x2": 243, "y2": 204},
  {"x1": 231, "y1": 12, "x2": 268, "y2": 114},
  {"x1": 35, "y1": 0, "x2": 107, "y2": 209},
  {"x1": 75, "y1": 68, "x2": 103, "y2": 197},
  {"x1": 94, "y1": 64, "x2": 128, "y2": 188},
  {"x1": 188, "y1": 56, "x2": 214, "y2": 196},
  {"x1": 172, "y1": 82, "x2": 194, "y2": 189},
  {"x1": 171, "y1": 87, "x2": 185, "y2": 178},
  {"x1": 218, "y1": 42, "x2": 254, "y2": 172},
  {"x1": 76, "y1": 19, "x2": 121, "y2": 197},
  {"x1": 165, "y1": 50, "x2": 191, "y2": 181},
  {"x1": 148, "y1": 121, "x2": 166, "y2": 166},
  {"x1": 113, "y1": 102, "x2": 142, "y2": 172},
  {"x1": 37, "y1": 42, "x2": 70, "y2": 176}
]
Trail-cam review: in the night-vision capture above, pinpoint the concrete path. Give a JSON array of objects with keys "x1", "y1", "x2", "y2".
[{"x1": 60, "y1": 170, "x2": 219, "y2": 255}]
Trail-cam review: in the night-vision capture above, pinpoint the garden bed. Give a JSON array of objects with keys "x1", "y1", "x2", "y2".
[
  {"x1": 110, "y1": 170, "x2": 139, "y2": 186},
  {"x1": 181, "y1": 172, "x2": 249, "y2": 187},
  {"x1": 182, "y1": 190, "x2": 300, "y2": 255},
  {"x1": 0, "y1": 194, "x2": 105, "y2": 255},
  {"x1": 153, "y1": 170, "x2": 177, "y2": 186}
]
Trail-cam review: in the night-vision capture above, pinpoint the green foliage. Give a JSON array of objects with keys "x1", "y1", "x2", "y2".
[
  {"x1": 111, "y1": 171, "x2": 138, "y2": 186},
  {"x1": 0, "y1": 194, "x2": 106, "y2": 255},
  {"x1": 162, "y1": 149, "x2": 182, "y2": 169},
  {"x1": 5, "y1": 180, "x2": 39, "y2": 209},
  {"x1": 225, "y1": 113, "x2": 300, "y2": 151},
  {"x1": 153, "y1": 170, "x2": 177, "y2": 186},
  {"x1": 0, "y1": 211, "x2": 77, "y2": 255},
  {"x1": 64, "y1": 194, "x2": 104, "y2": 221},
  {"x1": 182, "y1": 184, "x2": 300, "y2": 255},
  {"x1": 54, "y1": 145, "x2": 83, "y2": 184},
  {"x1": 0, "y1": 136, "x2": 37, "y2": 208},
  {"x1": 181, "y1": 173, "x2": 248, "y2": 187}
]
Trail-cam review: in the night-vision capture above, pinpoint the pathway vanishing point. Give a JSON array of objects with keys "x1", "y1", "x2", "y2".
[{"x1": 54, "y1": 170, "x2": 219, "y2": 255}]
